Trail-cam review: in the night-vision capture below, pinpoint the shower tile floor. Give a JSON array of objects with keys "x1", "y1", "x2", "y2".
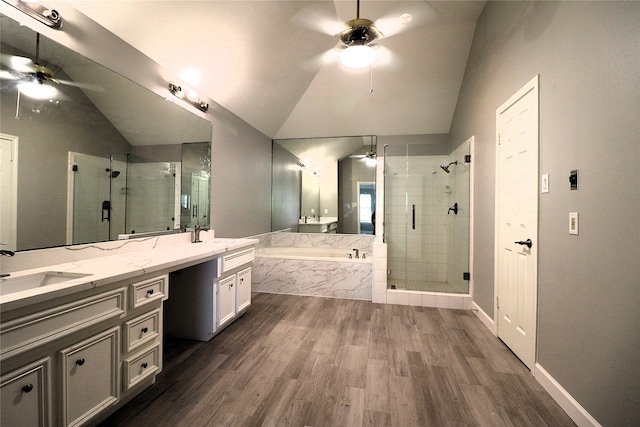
[{"x1": 388, "y1": 279, "x2": 459, "y2": 293}]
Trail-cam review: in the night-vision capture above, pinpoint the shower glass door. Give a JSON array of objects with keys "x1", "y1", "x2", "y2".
[
  {"x1": 384, "y1": 143, "x2": 470, "y2": 293},
  {"x1": 69, "y1": 153, "x2": 127, "y2": 244}
]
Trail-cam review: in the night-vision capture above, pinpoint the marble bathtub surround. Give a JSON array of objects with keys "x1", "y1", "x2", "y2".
[{"x1": 251, "y1": 231, "x2": 374, "y2": 301}]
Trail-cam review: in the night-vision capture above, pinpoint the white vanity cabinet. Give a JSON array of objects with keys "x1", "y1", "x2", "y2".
[
  {"x1": 59, "y1": 327, "x2": 120, "y2": 427},
  {"x1": 165, "y1": 245, "x2": 254, "y2": 341},
  {"x1": 216, "y1": 266, "x2": 252, "y2": 329},
  {"x1": 0, "y1": 274, "x2": 167, "y2": 427},
  {"x1": 1, "y1": 358, "x2": 50, "y2": 427}
]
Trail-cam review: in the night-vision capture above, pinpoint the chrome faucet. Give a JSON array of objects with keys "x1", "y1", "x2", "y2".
[
  {"x1": 193, "y1": 225, "x2": 209, "y2": 243},
  {"x1": 352, "y1": 248, "x2": 360, "y2": 259}
]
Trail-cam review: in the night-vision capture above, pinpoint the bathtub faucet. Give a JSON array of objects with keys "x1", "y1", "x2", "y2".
[{"x1": 352, "y1": 248, "x2": 360, "y2": 259}]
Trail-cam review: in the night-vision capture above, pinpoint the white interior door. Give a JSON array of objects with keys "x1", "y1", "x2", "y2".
[
  {"x1": 0, "y1": 134, "x2": 18, "y2": 251},
  {"x1": 495, "y1": 76, "x2": 539, "y2": 370}
]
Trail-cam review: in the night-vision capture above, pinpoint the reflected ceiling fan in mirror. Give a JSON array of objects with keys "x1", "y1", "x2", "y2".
[
  {"x1": 0, "y1": 33, "x2": 99, "y2": 99},
  {"x1": 349, "y1": 136, "x2": 377, "y2": 167}
]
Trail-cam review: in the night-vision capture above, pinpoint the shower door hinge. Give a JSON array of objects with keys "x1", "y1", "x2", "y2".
[
  {"x1": 463, "y1": 272, "x2": 470, "y2": 281},
  {"x1": 464, "y1": 155, "x2": 471, "y2": 163}
]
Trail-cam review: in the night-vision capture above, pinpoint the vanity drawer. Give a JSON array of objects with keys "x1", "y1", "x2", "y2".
[
  {"x1": 218, "y1": 248, "x2": 255, "y2": 274},
  {"x1": 122, "y1": 344, "x2": 160, "y2": 391},
  {"x1": 130, "y1": 275, "x2": 167, "y2": 309},
  {"x1": 123, "y1": 309, "x2": 160, "y2": 354},
  {"x1": 0, "y1": 288, "x2": 126, "y2": 361}
]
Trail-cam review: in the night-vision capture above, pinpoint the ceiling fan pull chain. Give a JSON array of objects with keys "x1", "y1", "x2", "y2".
[
  {"x1": 15, "y1": 89, "x2": 21, "y2": 119},
  {"x1": 369, "y1": 65, "x2": 374, "y2": 93}
]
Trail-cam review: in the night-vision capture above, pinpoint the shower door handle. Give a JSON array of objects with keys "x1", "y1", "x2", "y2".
[
  {"x1": 101, "y1": 200, "x2": 111, "y2": 222},
  {"x1": 412, "y1": 204, "x2": 416, "y2": 230}
]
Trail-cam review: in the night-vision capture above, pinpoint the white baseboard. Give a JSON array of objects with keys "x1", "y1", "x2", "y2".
[
  {"x1": 535, "y1": 364, "x2": 602, "y2": 427},
  {"x1": 471, "y1": 301, "x2": 496, "y2": 335}
]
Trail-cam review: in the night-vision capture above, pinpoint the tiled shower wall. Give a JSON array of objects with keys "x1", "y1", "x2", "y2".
[{"x1": 125, "y1": 162, "x2": 178, "y2": 234}]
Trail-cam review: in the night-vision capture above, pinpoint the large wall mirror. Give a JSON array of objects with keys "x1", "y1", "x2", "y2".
[
  {"x1": 272, "y1": 136, "x2": 376, "y2": 235},
  {"x1": 0, "y1": 14, "x2": 212, "y2": 251}
]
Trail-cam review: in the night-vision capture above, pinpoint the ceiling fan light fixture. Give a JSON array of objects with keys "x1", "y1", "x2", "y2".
[
  {"x1": 340, "y1": 44, "x2": 377, "y2": 69},
  {"x1": 18, "y1": 81, "x2": 57, "y2": 99}
]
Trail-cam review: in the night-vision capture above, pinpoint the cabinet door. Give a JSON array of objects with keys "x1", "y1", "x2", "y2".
[
  {"x1": 60, "y1": 326, "x2": 120, "y2": 427},
  {"x1": 1, "y1": 358, "x2": 50, "y2": 427},
  {"x1": 216, "y1": 275, "x2": 236, "y2": 328},
  {"x1": 236, "y1": 267, "x2": 252, "y2": 312}
]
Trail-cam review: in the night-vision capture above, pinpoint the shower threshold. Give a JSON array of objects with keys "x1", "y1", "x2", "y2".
[{"x1": 388, "y1": 280, "x2": 458, "y2": 293}]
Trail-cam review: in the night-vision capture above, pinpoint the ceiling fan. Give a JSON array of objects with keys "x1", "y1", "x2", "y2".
[
  {"x1": 0, "y1": 33, "x2": 98, "y2": 99},
  {"x1": 338, "y1": 0, "x2": 385, "y2": 69},
  {"x1": 295, "y1": 0, "x2": 436, "y2": 70}
]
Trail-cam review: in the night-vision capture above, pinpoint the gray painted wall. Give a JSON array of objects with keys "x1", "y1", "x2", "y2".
[{"x1": 449, "y1": 2, "x2": 640, "y2": 425}]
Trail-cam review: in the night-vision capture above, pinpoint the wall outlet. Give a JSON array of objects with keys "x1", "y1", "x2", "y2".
[{"x1": 569, "y1": 212, "x2": 579, "y2": 235}]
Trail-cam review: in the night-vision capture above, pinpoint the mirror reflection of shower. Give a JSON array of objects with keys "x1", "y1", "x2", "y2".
[{"x1": 440, "y1": 160, "x2": 458, "y2": 173}]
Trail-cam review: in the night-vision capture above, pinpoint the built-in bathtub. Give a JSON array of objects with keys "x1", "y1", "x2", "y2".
[{"x1": 252, "y1": 235, "x2": 373, "y2": 300}]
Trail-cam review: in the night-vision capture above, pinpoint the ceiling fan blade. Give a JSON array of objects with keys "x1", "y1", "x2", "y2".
[
  {"x1": 299, "y1": 47, "x2": 341, "y2": 73},
  {"x1": 0, "y1": 69, "x2": 20, "y2": 81},
  {"x1": 54, "y1": 78, "x2": 104, "y2": 92},
  {"x1": 0, "y1": 53, "x2": 36, "y2": 73},
  {"x1": 291, "y1": 3, "x2": 344, "y2": 37}
]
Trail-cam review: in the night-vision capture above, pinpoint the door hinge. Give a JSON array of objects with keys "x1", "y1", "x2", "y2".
[
  {"x1": 464, "y1": 155, "x2": 471, "y2": 163},
  {"x1": 463, "y1": 272, "x2": 470, "y2": 281},
  {"x1": 498, "y1": 133, "x2": 501, "y2": 145},
  {"x1": 496, "y1": 296, "x2": 500, "y2": 309}
]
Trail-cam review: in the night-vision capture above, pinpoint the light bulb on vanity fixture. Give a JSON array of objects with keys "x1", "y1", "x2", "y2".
[
  {"x1": 3, "y1": 0, "x2": 63, "y2": 28},
  {"x1": 168, "y1": 83, "x2": 209, "y2": 112}
]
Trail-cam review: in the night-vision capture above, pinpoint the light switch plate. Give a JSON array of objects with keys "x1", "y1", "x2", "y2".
[
  {"x1": 541, "y1": 174, "x2": 549, "y2": 193},
  {"x1": 569, "y1": 212, "x2": 579, "y2": 235}
]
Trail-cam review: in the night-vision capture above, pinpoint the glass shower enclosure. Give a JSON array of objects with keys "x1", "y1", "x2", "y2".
[
  {"x1": 384, "y1": 142, "x2": 470, "y2": 293},
  {"x1": 69, "y1": 152, "x2": 180, "y2": 244}
]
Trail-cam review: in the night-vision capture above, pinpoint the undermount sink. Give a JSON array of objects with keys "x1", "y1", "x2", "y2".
[{"x1": 0, "y1": 271, "x2": 91, "y2": 296}]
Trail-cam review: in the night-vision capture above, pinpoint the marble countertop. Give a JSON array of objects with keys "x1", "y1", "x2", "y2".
[{"x1": 0, "y1": 238, "x2": 257, "y2": 312}]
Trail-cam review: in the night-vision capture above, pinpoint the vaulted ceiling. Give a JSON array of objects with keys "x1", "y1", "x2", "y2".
[{"x1": 68, "y1": 1, "x2": 485, "y2": 140}]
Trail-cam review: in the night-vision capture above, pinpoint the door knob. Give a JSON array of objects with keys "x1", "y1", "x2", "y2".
[{"x1": 514, "y1": 239, "x2": 533, "y2": 248}]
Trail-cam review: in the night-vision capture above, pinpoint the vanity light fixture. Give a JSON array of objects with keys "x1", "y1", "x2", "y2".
[
  {"x1": 2, "y1": 0, "x2": 62, "y2": 29},
  {"x1": 168, "y1": 83, "x2": 209, "y2": 112}
]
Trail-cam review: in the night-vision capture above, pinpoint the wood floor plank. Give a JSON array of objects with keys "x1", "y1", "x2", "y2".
[
  {"x1": 364, "y1": 358, "x2": 390, "y2": 414},
  {"x1": 99, "y1": 293, "x2": 576, "y2": 427}
]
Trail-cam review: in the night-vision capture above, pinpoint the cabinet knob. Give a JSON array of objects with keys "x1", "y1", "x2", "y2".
[
  {"x1": 141, "y1": 327, "x2": 148, "y2": 333},
  {"x1": 22, "y1": 384, "x2": 34, "y2": 393},
  {"x1": 141, "y1": 362, "x2": 148, "y2": 369},
  {"x1": 76, "y1": 358, "x2": 85, "y2": 366},
  {"x1": 146, "y1": 289, "x2": 154, "y2": 296}
]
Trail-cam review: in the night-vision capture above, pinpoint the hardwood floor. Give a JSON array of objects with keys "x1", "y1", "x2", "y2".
[{"x1": 99, "y1": 293, "x2": 575, "y2": 426}]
